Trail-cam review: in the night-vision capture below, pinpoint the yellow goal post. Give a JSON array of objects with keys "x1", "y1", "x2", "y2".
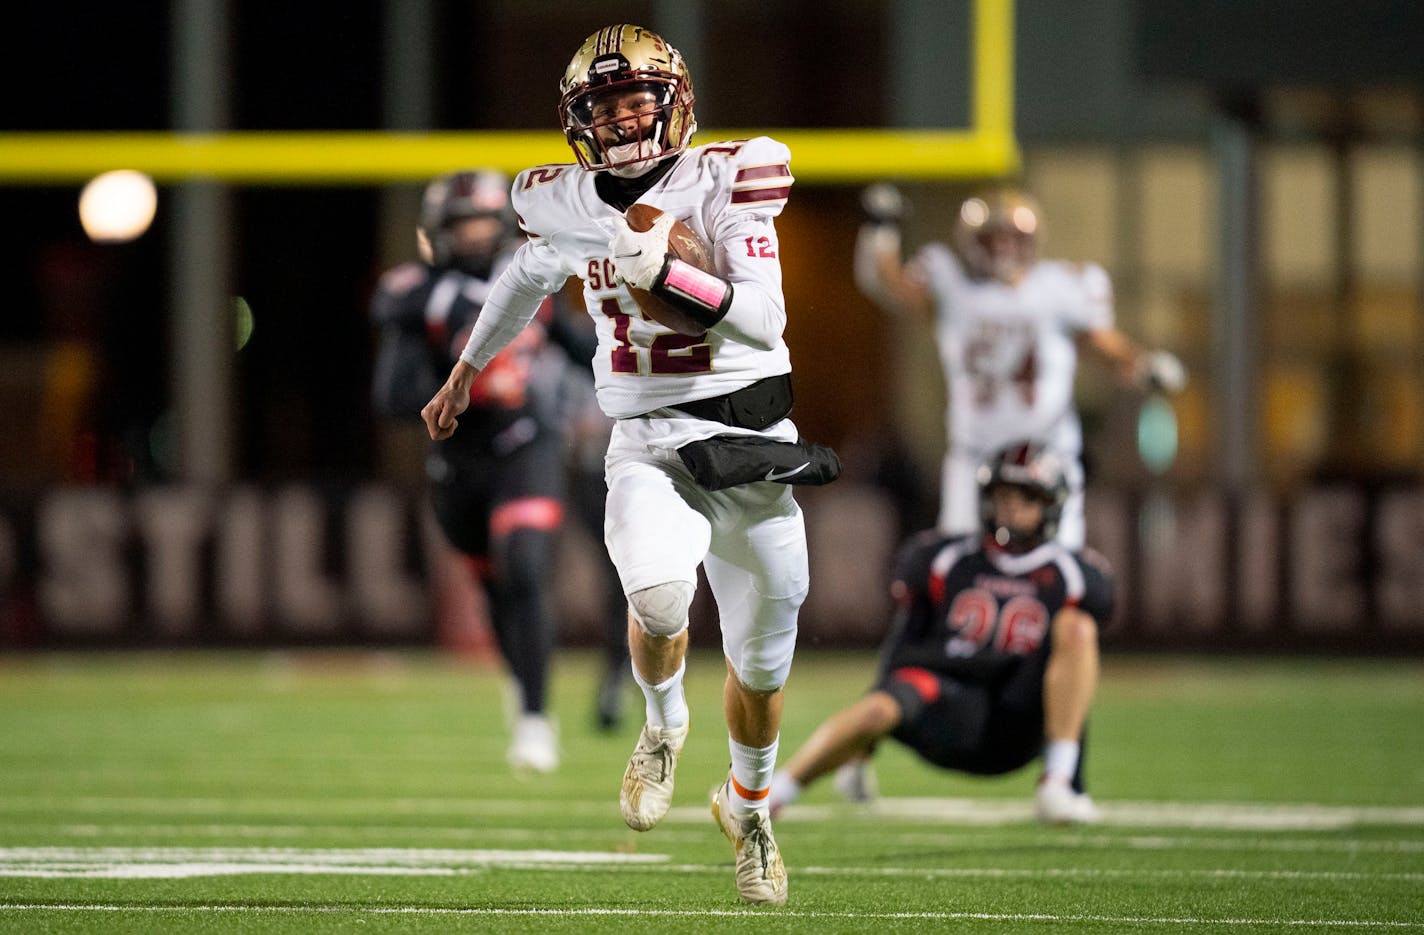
[{"x1": 0, "y1": 0, "x2": 1015, "y2": 185}]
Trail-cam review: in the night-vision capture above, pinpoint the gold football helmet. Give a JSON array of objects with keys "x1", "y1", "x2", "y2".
[
  {"x1": 557, "y1": 25, "x2": 696, "y2": 175},
  {"x1": 953, "y1": 187, "x2": 1042, "y2": 283}
]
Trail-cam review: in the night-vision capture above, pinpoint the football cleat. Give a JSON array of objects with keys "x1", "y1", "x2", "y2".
[
  {"x1": 832, "y1": 757, "x2": 879, "y2": 804},
  {"x1": 507, "y1": 713, "x2": 559, "y2": 774},
  {"x1": 1035, "y1": 778, "x2": 1101, "y2": 825},
  {"x1": 711, "y1": 778, "x2": 788, "y2": 905},
  {"x1": 619, "y1": 721, "x2": 689, "y2": 831}
]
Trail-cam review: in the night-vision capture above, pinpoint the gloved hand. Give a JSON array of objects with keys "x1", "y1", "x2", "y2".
[
  {"x1": 1144, "y1": 349, "x2": 1187, "y2": 394},
  {"x1": 609, "y1": 212, "x2": 676, "y2": 291},
  {"x1": 861, "y1": 183, "x2": 908, "y2": 225}
]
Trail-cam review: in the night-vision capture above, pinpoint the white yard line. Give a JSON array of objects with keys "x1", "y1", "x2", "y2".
[
  {"x1": 0, "y1": 904, "x2": 1420, "y2": 928},
  {"x1": 719, "y1": 798, "x2": 1424, "y2": 830},
  {"x1": 0, "y1": 846, "x2": 1418, "y2": 883},
  {"x1": 5, "y1": 795, "x2": 1422, "y2": 829}
]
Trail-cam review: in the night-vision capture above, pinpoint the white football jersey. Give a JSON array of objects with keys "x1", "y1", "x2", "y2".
[
  {"x1": 913, "y1": 244, "x2": 1114, "y2": 457},
  {"x1": 504, "y1": 137, "x2": 795, "y2": 420}
]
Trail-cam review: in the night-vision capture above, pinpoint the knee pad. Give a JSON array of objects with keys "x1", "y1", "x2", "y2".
[{"x1": 628, "y1": 581, "x2": 694, "y2": 639}]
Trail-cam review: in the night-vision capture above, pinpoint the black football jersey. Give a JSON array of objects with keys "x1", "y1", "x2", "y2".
[
  {"x1": 879, "y1": 532, "x2": 1115, "y2": 685},
  {"x1": 370, "y1": 259, "x2": 556, "y2": 457}
]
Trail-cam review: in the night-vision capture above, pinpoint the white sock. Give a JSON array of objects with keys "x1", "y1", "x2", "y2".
[
  {"x1": 767, "y1": 770, "x2": 801, "y2": 812},
  {"x1": 728, "y1": 735, "x2": 779, "y2": 816},
  {"x1": 1043, "y1": 739, "x2": 1080, "y2": 784},
  {"x1": 632, "y1": 661, "x2": 688, "y2": 730}
]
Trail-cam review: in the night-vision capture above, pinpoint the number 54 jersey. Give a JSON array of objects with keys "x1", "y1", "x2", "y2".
[
  {"x1": 913, "y1": 245, "x2": 1115, "y2": 458},
  {"x1": 505, "y1": 137, "x2": 795, "y2": 421}
]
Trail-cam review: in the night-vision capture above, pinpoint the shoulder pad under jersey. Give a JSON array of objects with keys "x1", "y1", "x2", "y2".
[
  {"x1": 699, "y1": 136, "x2": 794, "y2": 220},
  {"x1": 510, "y1": 163, "x2": 581, "y2": 240}
]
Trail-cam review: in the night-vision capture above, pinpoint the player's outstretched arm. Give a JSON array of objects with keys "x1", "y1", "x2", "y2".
[
  {"x1": 420, "y1": 360, "x2": 479, "y2": 441},
  {"x1": 854, "y1": 184, "x2": 933, "y2": 319},
  {"x1": 1080, "y1": 328, "x2": 1187, "y2": 394}
]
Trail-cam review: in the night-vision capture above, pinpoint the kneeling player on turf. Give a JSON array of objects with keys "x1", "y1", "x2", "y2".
[{"x1": 768, "y1": 442, "x2": 1114, "y2": 825}]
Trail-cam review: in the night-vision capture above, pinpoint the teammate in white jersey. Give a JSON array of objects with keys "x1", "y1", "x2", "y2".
[
  {"x1": 421, "y1": 24, "x2": 837, "y2": 906},
  {"x1": 855, "y1": 185, "x2": 1186, "y2": 549}
]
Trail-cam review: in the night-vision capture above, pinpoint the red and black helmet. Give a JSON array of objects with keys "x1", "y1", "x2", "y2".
[
  {"x1": 975, "y1": 442, "x2": 1068, "y2": 552},
  {"x1": 417, "y1": 170, "x2": 515, "y2": 269}
]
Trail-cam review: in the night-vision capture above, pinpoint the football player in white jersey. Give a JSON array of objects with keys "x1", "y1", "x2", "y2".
[
  {"x1": 855, "y1": 185, "x2": 1186, "y2": 550},
  {"x1": 421, "y1": 24, "x2": 837, "y2": 906}
]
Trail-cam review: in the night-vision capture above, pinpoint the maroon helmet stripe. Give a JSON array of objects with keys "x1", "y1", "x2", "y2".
[
  {"x1": 731, "y1": 186, "x2": 791, "y2": 204},
  {"x1": 599, "y1": 25, "x2": 623, "y2": 55},
  {"x1": 734, "y1": 164, "x2": 790, "y2": 182}
]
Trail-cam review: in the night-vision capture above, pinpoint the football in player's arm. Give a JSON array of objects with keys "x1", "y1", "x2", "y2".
[
  {"x1": 419, "y1": 24, "x2": 840, "y2": 906},
  {"x1": 768, "y1": 442, "x2": 1115, "y2": 825}
]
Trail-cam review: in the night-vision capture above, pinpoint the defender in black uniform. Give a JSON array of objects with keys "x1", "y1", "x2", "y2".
[
  {"x1": 372, "y1": 170, "x2": 608, "y2": 772},
  {"x1": 767, "y1": 442, "x2": 1114, "y2": 823}
]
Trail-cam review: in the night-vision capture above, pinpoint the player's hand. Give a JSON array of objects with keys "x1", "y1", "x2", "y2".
[
  {"x1": 1144, "y1": 349, "x2": 1187, "y2": 394},
  {"x1": 609, "y1": 213, "x2": 676, "y2": 290},
  {"x1": 861, "y1": 183, "x2": 907, "y2": 224},
  {"x1": 421, "y1": 382, "x2": 470, "y2": 441}
]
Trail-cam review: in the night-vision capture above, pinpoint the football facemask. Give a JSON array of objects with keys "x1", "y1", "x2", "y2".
[{"x1": 558, "y1": 25, "x2": 696, "y2": 174}]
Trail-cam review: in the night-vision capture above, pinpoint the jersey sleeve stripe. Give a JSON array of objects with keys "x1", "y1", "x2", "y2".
[
  {"x1": 734, "y1": 164, "x2": 791, "y2": 183},
  {"x1": 928, "y1": 539, "x2": 973, "y2": 605},
  {"x1": 1054, "y1": 553, "x2": 1086, "y2": 602},
  {"x1": 424, "y1": 273, "x2": 463, "y2": 328},
  {"x1": 730, "y1": 186, "x2": 791, "y2": 205}
]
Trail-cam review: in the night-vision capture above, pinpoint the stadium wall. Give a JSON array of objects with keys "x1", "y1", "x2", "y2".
[{"x1": 0, "y1": 481, "x2": 1420, "y2": 653}]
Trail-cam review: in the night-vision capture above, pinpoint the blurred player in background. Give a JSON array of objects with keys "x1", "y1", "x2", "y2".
[
  {"x1": 855, "y1": 184, "x2": 1186, "y2": 550},
  {"x1": 768, "y1": 442, "x2": 1114, "y2": 825},
  {"x1": 372, "y1": 169, "x2": 587, "y2": 774},
  {"x1": 565, "y1": 391, "x2": 637, "y2": 730},
  {"x1": 421, "y1": 24, "x2": 841, "y2": 905},
  {"x1": 546, "y1": 295, "x2": 636, "y2": 731}
]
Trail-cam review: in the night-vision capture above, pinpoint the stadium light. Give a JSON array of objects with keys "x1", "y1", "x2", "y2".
[{"x1": 78, "y1": 170, "x2": 158, "y2": 242}]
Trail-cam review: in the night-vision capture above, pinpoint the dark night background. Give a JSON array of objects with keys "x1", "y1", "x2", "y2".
[
  {"x1": 0, "y1": 1, "x2": 899, "y2": 486},
  {"x1": 1, "y1": 0, "x2": 1419, "y2": 486}
]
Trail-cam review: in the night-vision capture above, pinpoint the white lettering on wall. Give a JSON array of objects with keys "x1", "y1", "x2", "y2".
[
  {"x1": 1291, "y1": 487, "x2": 1365, "y2": 632},
  {"x1": 273, "y1": 487, "x2": 344, "y2": 635},
  {"x1": 347, "y1": 485, "x2": 427, "y2": 636},
  {"x1": 38, "y1": 489, "x2": 128, "y2": 634},
  {"x1": 1239, "y1": 493, "x2": 1279, "y2": 632},
  {"x1": 134, "y1": 488, "x2": 211, "y2": 637},
  {"x1": 1376, "y1": 490, "x2": 1424, "y2": 632},
  {"x1": 216, "y1": 488, "x2": 266, "y2": 636},
  {"x1": 1141, "y1": 491, "x2": 1226, "y2": 633}
]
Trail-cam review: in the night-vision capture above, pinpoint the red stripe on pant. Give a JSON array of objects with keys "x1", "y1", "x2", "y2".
[
  {"x1": 490, "y1": 496, "x2": 564, "y2": 539},
  {"x1": 892, "y1": 667, "x2": 942, "y2": 703}
]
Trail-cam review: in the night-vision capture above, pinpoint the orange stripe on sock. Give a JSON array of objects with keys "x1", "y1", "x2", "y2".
[{"x1": 730, "y1": 776, "x2": 770, "y2": 801}]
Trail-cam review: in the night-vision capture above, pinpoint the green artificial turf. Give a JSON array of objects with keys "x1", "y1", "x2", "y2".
[{"x1": 0, "y1": 649, "x2": 1420, "y2": 933}]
